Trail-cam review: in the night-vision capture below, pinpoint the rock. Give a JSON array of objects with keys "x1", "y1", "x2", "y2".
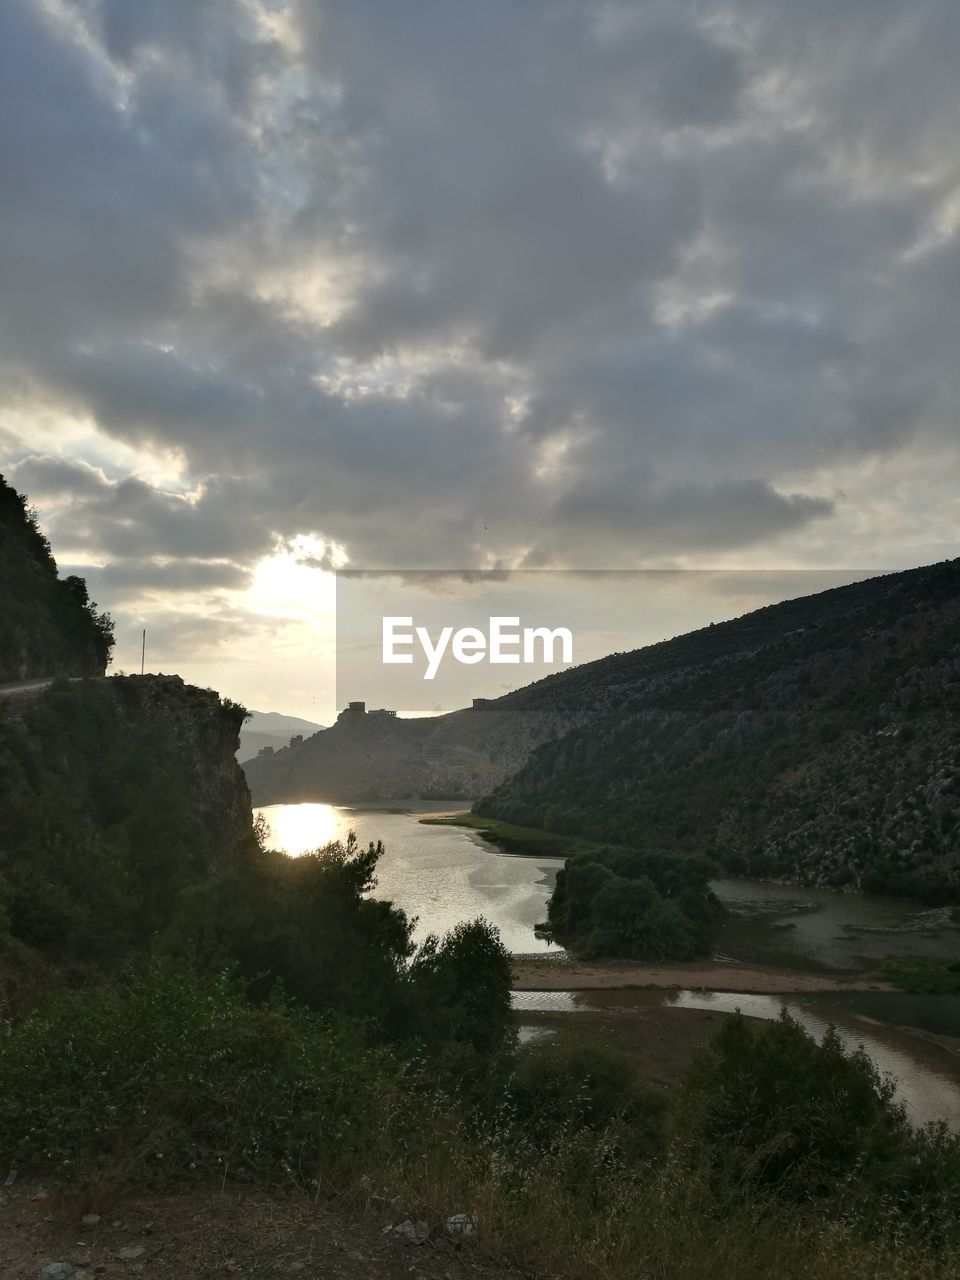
[
  {"x1": 117, "y1": 1245, "x2": 146, "y2": 1261},
  {"x1": 39, "y1": 1266, "x2": 74, "y2": 1280},
  {"x1": 79, "y1": 1214, "x2": 101, "y2": 1229},
  {"x1": 383, "y1": 1218, "x2": 429, "y2": 1245},
  {"x1": 444, "y1": 1213, "x2": 477, "y2": 1242}
]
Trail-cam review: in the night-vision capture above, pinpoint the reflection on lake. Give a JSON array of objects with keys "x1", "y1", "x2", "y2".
[
  {"x1": 255, "y1": 801, "x2": 563, "y2": 954},
  {"x1": 513, "y1": 988, "x2": 960, "y2": 1130}
]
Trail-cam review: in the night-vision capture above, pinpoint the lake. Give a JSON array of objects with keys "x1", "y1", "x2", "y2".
[
  {"x1": 255, "y1": 800, "x2": 960, "y2": 971},
  {"x1": 255, "y1": 800, "x2": 563, "y2": 954}
]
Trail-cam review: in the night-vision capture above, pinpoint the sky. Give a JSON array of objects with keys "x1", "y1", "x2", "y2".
[{"x1": 2, "y1": 0, "x2": 959, "y2": 718}]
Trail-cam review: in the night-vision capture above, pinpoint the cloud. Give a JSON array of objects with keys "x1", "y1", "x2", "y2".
[{"x1": 1, "y1": 0, "x2": 959, "y2": 706}]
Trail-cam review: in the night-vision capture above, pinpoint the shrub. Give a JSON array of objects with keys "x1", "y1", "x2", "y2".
[
  {"x1": 509, "y1": 1041, "x2": 667, "y2": 1160},
  {"x1": 677, "y1": 1009, "x2": 960, "y2": 1242}
]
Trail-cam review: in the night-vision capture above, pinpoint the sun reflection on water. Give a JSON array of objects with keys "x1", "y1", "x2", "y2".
[{"x1": 258, "y1": 802, "x2": 342, "y2": 856}]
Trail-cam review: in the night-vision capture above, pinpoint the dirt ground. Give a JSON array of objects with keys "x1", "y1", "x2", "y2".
[
  {"x1": 0, "y1": 1184, "x2": 545, "y2": 1280},
  {"x1": 512, "y1": 957, "x2": 892, "y2": 994}
]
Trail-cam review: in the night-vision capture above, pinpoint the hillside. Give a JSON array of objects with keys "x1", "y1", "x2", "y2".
[
  {"x1": 241, "y1": 683, "x2": 597, "y2": 804},
  {"x1": 479, "y1": 561, "x2": 960, "y2": 900},
  {"x1": 0, "y1": 674, "x2": 252, "y2": 1005},
  {"x1": 0, "y1": 474, "x2": 113, "y2": 682}
]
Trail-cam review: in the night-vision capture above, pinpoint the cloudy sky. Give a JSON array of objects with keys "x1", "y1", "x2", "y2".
[{"x1": 2, "y1": 0, "x2": 959, "y2": 716}]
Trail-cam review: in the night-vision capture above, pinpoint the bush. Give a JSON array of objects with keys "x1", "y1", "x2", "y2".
[
  {"x1": 543, "y1": 848, "x2": 723, "y2": 959},
  {"x1": 678, "y1": 1009, "x2": 960, "y2": 1242},
  {"x1": 168, "y1": 834, "x2": 515, "y2": 1059},
  {"x1": 0, "y1": 964, "x2": 420, "y2": 1189},
  {"x1": 510, "y1": 1041, "x2": 667, "y2": 1160}
]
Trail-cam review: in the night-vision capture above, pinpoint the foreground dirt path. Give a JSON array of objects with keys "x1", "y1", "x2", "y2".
[
  {"x1": 512, "y1": 957, "x2": 893, "y2": 993},
  {"x1": 0, "y1": 1184, "x2": 543, "y2": 1280}
]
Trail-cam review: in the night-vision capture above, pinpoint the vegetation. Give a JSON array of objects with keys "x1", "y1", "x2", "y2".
[
  {"x1": 0, "y1": 474, "x2": 113, "y2": 681},
  {"x1": 878, "y1": 958, "x2": 960, "y2": 994},
  {"x1": 2, "y1": 966, "x2": 959, "y2": 1279},
  {"x1": 540, "y1": 847, "x2": 724, "y2": 960},
  {"x1": 420, "y1": 811, "x2": 612, "y2": 859},
  {"x1": 477, "y1": 560, "x2": 960, "y2": 901}
]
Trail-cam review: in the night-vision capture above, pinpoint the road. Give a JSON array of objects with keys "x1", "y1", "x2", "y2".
[{"x1": 0, "y1": 677, "x2": 56, "y2": 698}]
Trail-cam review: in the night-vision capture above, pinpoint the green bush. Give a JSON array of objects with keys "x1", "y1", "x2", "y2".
[
  {"x1": 542, "y1": 847, "x2": 723, "y2": 959},
  {"x1": 510, "y1": 1041, "x2": 667, "y2": 1160},
  {"x1": 0, "y1": 963, "x2": 419, "y2": 1188},
  {"x1": 678, "y1": 1009, "x2": 960, "y2": 1242}
]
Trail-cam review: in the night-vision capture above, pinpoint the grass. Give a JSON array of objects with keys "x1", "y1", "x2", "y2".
[
  {"x1": 419, "y1": 811, "x2": 615, "y2": 860},
  {"x1": 877, "y1": 958, "x2": 960, "y2": 994}
]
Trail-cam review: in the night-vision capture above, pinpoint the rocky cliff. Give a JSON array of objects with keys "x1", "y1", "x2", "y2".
[{"x1": 0, "y1": 675, "x2": 253, "y2": 994}]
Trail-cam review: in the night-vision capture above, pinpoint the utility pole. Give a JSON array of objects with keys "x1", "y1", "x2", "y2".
[{"x1": 140, "y1": 628, "x2": 146, "y2": 676}]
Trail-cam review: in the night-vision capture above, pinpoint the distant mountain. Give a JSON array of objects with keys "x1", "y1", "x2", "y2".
[
  {"x1": 245, "y1": 561, "x2": 960, "y2": 899},
  {"x1": 0, "y1": 473, "x2": 113, "y2": 682},
  {"x1": 238, "y1": 710, "x2": 325, "y2": 762}
]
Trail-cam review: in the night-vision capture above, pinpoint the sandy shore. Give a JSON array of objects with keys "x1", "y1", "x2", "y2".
[{"x1": 512, "y1": 957, "x2": 893, "y2": 994}]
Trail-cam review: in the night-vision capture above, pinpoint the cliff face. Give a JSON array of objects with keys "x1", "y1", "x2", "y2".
[
  {"x1": 0, "y1": 674, "x2": 252, "y2": 872},
  {"x1": 0, "y1": 474, "x2": 113, "y2": 683},
  {"x1": 0, "y1": 675, "x2": 253, "y2": 991},
  {"x1": 107, "y1": 675, "x2": 254, "y2": 864}
]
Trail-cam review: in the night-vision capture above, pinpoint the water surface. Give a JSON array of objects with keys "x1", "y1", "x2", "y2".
[{"x1": 256, "y1": 801, "x2": 562, "y2": 953}]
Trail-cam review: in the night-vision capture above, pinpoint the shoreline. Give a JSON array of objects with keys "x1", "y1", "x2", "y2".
[{"x1": 511, "y1": 956, "x2": 894, "y2": 994}]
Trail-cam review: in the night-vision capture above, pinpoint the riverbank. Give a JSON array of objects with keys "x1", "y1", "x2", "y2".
[{"x1": 512, "y1": 956, "x2": 894, "y2": 993}]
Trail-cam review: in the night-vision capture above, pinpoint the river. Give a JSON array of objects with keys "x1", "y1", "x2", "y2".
[{"x1": 255, "y1": 800, "x2": 960, "y2": 1128}]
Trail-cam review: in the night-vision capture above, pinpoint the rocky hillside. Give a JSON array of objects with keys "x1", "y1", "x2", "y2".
[
  {"x1": 242, "y1": 683, "x2": 595, "y2": 804},
  {"x1": 0, "y1": 674, "x2": 252, "y2": 998},
  {"x1": 479, "y1": 560, "x2": 960, "y2": 900},
  {"x1": 0, "y1": 473, "x2": 113, "y2": 682}
]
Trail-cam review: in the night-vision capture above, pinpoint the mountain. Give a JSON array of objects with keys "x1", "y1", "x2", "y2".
[
  {"x1": 0, "y1": 473, "x2": 113, "y2": 682},
  {"x1": 238, "y1": 709, "x2": 325, "y2": 762},
  {"x1": 246, "y1": 560, "x2": 960, "y2": 899},
  {"x1": 241, "y1": 677, "x2": 601, "y2": 805},
  {"x1": 479, "y1": 560, "x2": 960, "y2": 900}
]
